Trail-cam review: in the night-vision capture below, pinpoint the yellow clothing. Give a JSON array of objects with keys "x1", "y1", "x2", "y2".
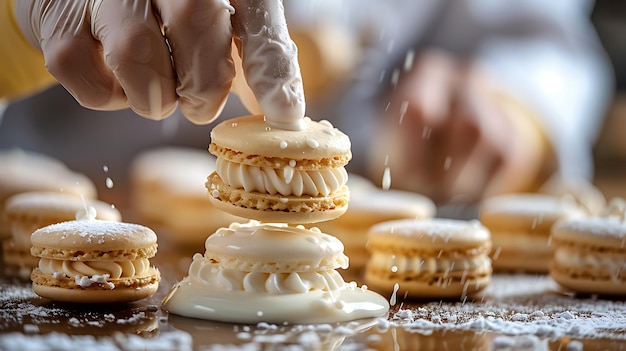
[{"x1": 0, "y1": 0, "x2": 56, "y2": 100}]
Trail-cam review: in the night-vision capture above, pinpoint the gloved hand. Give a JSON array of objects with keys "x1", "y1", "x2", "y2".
[
  {"x1": 15, "y1": 0, "x2": 306, "y2": 128},
  {"x1": 370, "y1": 50, "x2": 549, "y2": 203}
]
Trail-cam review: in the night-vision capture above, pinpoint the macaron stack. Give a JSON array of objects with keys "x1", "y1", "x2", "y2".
[{"x1": 164, "y1": 115, "x2": 390, "y2": 323}]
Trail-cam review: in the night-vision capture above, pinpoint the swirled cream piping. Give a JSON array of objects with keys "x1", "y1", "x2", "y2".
[
  {"x1": 38, "y1": 258, "x2": 150, "y2": 279},
  {"x1": 188, "y1": 253, "x2": 346, "y2": 294},
  {"x1": 216, "y1": 158, "x2": 347, "y2": 197},
  {"x1": 369, "y1": 252, "x2": 490, "y2": 275},
  {"x1": 554, "y1": 246, "x2": 626, "y2": 271}
]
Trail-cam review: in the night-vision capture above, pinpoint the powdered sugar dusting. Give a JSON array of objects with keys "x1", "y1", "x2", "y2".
[
  {"x1": 386, "y1": 274, "x2": 626, "y2": 340},
  {"x1": 30, "y1": 220, "x2": 156, "y2": 247}
]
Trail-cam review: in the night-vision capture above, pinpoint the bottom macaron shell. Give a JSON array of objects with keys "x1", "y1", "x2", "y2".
[
  {"x1": 31, "y1": 268, "x2": 161, "y2": 303},
  {"x1": 364, "y1": 268, "x2": 492, "y2": 299},
  {"x1": 207, "y1": 172, "x2": 349, "y2": 224},
  {"x1": 32, "y1": 282, "x2": 160, "y2": 303},
  {"x1": 550, "y1": 265, "x2": 626, "y2": 296}
]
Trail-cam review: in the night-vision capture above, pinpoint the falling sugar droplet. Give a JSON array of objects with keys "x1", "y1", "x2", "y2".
[
  {"x1": 382, "y1": 167, "x2": 391, "y2": 190},
  {"x1": 105, "y1": 177, "x2": 114, "y2": 189},
  {"x1": 102, "y1": 165, "x2": 109, "y2": 173},
  {"x1": 404, "y1": 49, "x2": 415, "y2": 71},
  {"x1": 444, "y1": 156, "x2": 452, "y2": 170},
  {"x1": 390, "y1": 283, "x2": 400, "y2": 306},
  {"x1": 399, "y1": 100, "x2": 409, "y2": 125}
]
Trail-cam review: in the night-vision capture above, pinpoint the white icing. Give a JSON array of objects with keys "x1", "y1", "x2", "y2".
[
  {"x1": 554, "y1": 246, "x2": 626, "y2": 272},
  {"x1": 215, "y1": 158, "x2": 347, "y2": 196},
  {"x1": 369, "y1": 252, "x2": 491, "y2": 275},
  {"x1": 163, "y1": 281, "x2": 389, "y2": 324},
  {"x1": 188, "y1": 253, "x2": 345, "y2": 293},
  {"x1": 38, "y1": 258, "x2": 150, "y2": 279},
  {"x1": 162, "y1": 220, "x2": 389, "y2": 324}
]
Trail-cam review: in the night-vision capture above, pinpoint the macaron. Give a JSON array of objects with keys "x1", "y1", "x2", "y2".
[
  {"x1": 0, "y1": 149, "x2": 97, "y2": 239},
  {"x1": 206, "y1": 115, "x2": 351, "y2": 224},
  {"x1": 317, "y1": 188, "x2": 436, "y2": 274},
  {"x1": 2, "y1": 191, "x2": 121, "y2": 269},
  {"x1": 163, "y1": 220, "x2": 389, "y2": 324},
  {"x1": 130, "y1": 147, "x2": 243, "y2": 248},
  {"x1": 364, "y1": 218, "x2": 492, "y2": 299},
  {"x1": 550, "y1": 204, "x2": 626, "y2": 295},
  {"x1": 479, "y1": 193, "x2": 585, "y2": 273},
  {"x1": 30, "y1": 210, "x2": 160, "y2": 303}
]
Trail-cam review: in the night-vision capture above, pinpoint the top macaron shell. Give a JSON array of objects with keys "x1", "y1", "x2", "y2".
[
  {"x1": 5, "y1": 192, "x2": 121, "y2": 222},
  {"x1": 31, "y1": 220, "x2": 157, "y2": 254},
  {"x1": 210, "y1": 115, "x2": 351, "y2": 163},
  {"x1": 0, "y1": 149, "x2": 97, "y2": 200},
  {"x1": 368, "y1": 218, "x2": 490, "y2": 251},
  {"x1": 552, "y1": 216, "x2": 626, "y2": 248}
]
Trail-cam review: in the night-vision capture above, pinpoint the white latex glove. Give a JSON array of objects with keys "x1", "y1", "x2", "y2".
[{"x1": 15, "y1": 0, "x2": 306, "y2": 128}]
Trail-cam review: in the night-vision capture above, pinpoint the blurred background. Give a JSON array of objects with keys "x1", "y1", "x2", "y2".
[
  {"x1": 1, "y1": 0, "x2": 625, "y2": 211},
  {"x1": 590, "y1": 0, "x2": 626, "y2": 199}
]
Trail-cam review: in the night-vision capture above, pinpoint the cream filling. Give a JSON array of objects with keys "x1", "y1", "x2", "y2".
[
  {"x1": 554, "y1": 246, "x2": 626, "y2": 272},
  {"x1": 188, "y1": 253, "x2": 346, "y2": 294},
  {"x1": 369, "y1": 252, "x2": 491, "y2": 275},
  {"x1": 38, "y1": 258, "x2": 150, "y2": 279},
  {"x1": 216, "y1": 158, "x2": 347, "y2": 197}
]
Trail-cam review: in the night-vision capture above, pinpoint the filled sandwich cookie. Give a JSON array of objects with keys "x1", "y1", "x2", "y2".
[
  {"x1": 479, "y1": 194, "x2": 585, "y2": 273},
  {"x1": 3, "y1": 191, "x2": 120, "y2": 269},
  {"x1": 365, "y1": 218, "x2": 492, "y2": 299},
  {"x1": 550, "y1": 199, "x2": 626, "y2": 296},
  {"x1": 30, "y1": 208, "x2": 160, "y2": 303},
  {"x1": 0, "y1": 149, "x2": 97, "y2": 240},
  {"x1": 206, "y1": 115, "x2": 351, "y2": 224},
  {"x1": 163, "y1": 220, "x2": 389, "y2": 324}
]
